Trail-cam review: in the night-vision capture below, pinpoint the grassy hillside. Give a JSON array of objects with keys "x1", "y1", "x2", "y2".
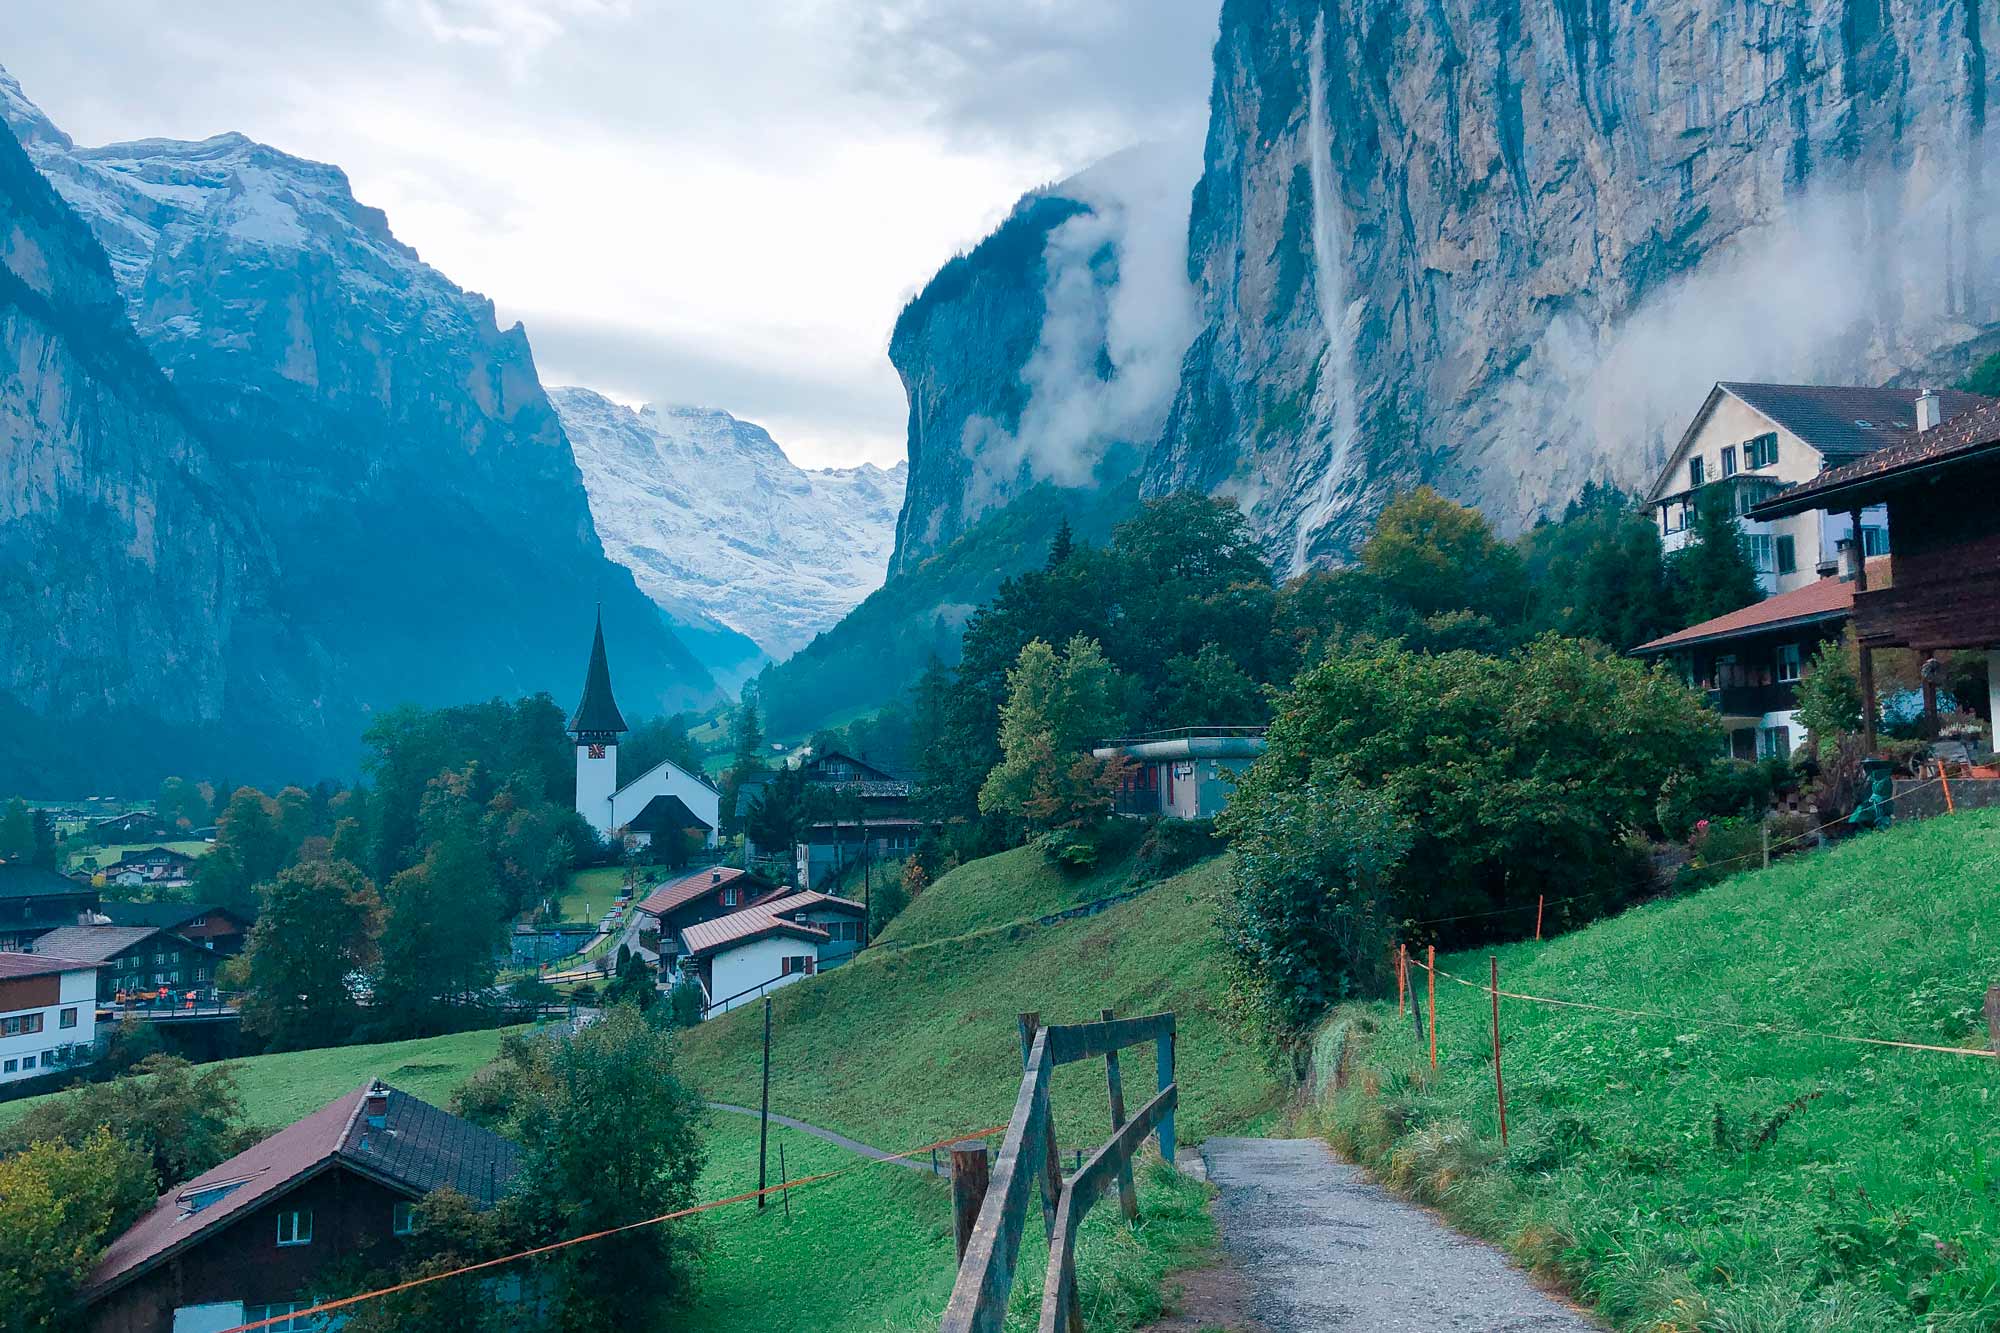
[
  {"x1": 0, "y1": 1028, "x2": 518, "y2": 1132},
  {"x1": 876, "y1": 841, "x2": 1144, "y2": 948},
  {"x1": 681, "y1": 853, "x2": 1281, "y2": 1163},
  {"x1": 1317, "y1": 811, "x2": 2000, "y2": 1331}
]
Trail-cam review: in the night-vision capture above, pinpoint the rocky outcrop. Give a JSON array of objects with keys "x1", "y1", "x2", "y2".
[
  {"x1": 554, "y1": 387, "x2": 905, "y2": 661},
  {"x1": 1, "y1": 68, "x2": 717, "y2": 751},
  {"x1": 0, "y1": 115, "x2": 332, "y2": 790},
  {"x1": 1150, "y1": 0, "x2": 2000, "y2": 571}
]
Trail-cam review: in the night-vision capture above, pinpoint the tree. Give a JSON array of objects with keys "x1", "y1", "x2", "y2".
[
  {"x1": 374, "y1": 820, "x2": 501, "y2": 1035},
  {"x1": 1046, "y1": 516, "x2": 1076, "y2": 569},
  {"x1": 1519, "y1": 485, "x2": 1678, "y2": 651},
  {"x1": 157, "y1": 777, "x2": 207, "y2": 832},
  {"x1": 195, "y1": 787, "x2": 291, "y2": 913},
  {"x1": 601, "y1": 950, "x2": 658, "y2": 1011},
  {"x1": 620, "y1": 714, "x2": 702, "y2": 782},
  {"x1": 1794, "y1": 629, "x2": 1867, "y2": 758},
  {"x1": 1, "y1": 1055, "x2": 251, "y2": 1184},
  {"x1": 483, "y1": 1009, "x2": 706, "y2": 1333},
  {"x1": 0, "y1": 798, "x2": 33, "y2": 862},
  {"x1": 0, "y1": 1130, "x2": 154, "y2": 1332},
  {"x1": 339, "y1": 1190, "x2": 513, "y2": 1333},
  {"x1": 978, "y1": 636, "x2": 1129, "y2": 829},
  {"x1": 1157, "y1": 643, "x2": 1268, "y2": 726},
  {"x1": 1361, "y1": 486, "x2": 1529, "y2": 622},
  {"x1": 28, "y1": 809, "x2": 57, "y2": 869},
  {"x1": 1667, "y1": 488, "x2": 1761, "y2": 624},
  {"x1": 240, "y1": 859, "x2": 381, "y2": 1050},
  {"x1": 732, "y1": 687, "x2": 766, "y2": 772}
]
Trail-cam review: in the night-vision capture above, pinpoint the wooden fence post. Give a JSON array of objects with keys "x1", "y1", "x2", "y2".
[
  {"x1": 1396, "y1": 942, "x2": 1407, "y2": 1015},
  {"x1": 1156, "y1": 1027, "x2": 1177, "y2": 1166},
  {"x1": 950, "y1": 1141, "x2": 990, "y2": 1263},
  {"x1": 1535, "y1": 895, "x2": 1544, "y2": 941},
  {"x1": 1019, "y1": 1012, "x2": 1061, "y2": 1239},
  {"x1": 1489, "y1": 955, "x2": 1508, "y2": 1148},
  {"x1": 1942, "y1": 761, "x2": 1957, "y2": 815},
  {"x1": 1101, "y1": 1008, "x2": 1138, "y2": 1222},
  {"x1": 1426, "y1": 945, "x2": 1437, "y2": 1073},
  {"x1": 1985, "y1": 986, "x2": 2000, "y2": 1055}
]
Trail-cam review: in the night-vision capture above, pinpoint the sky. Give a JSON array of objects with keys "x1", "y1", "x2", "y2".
[{"x1": 4, "y1": 0, "x2": 1221, "y2": 469}]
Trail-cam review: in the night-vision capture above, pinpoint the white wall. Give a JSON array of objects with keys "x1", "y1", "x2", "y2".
[
  {"x1": 576, "y1": 742, "x2": 619, "y2": 835},
  {"x1": 610, "y1": 758, "x2": 721, "y2": 848},
  {"x1": 0, "y1": 966, "x2": 97, "y2": 1083},
  {"x1": 706, "y1": 935, "x2": 817, "y2": 1015}
]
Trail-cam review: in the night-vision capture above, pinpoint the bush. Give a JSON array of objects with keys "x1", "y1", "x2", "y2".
[
  {"x1": 1656, "y1": 758, "x2": 1795, "y2": 840},
  {"x1": 1039, "y1": 825, "x2": 1102, "y2": 872},
  {"x1": 1133, "y1": 818, "x2": 1223, "y2": 883}
]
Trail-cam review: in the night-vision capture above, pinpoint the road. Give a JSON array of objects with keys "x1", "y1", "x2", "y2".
[{"x1": 1201, "y1": 1137, "x2": 1601, "y2": 1332}]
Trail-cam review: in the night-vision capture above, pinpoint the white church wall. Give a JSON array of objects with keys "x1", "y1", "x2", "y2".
[
  {"x1": 576, "y1": 742, "x2": 619, "y2": 836},
  {"x1": 609, "y1": 759, "x2": 722, "y2": 847}
]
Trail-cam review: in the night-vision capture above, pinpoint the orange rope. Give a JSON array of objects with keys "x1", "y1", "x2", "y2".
[
  {"x1": 216, "y1": 1122, "x2": 1008, "y2": 1333},
  {"x1": 1408, "y1": 954, "x2": 1998, "y2": 1062}
]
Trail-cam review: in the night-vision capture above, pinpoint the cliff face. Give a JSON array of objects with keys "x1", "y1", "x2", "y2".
[
  {"x1": 2, "y1": 70, "x2": 717, "y2": 746},
  {"x1": 0, "y1": 117, "x2": 331, "y2": 790},
  {"x1": 1149, "y1": 0, "x2": 2000, "y2": 571}
]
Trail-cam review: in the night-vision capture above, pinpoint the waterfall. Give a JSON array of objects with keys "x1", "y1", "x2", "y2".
[{"x1": 1296, "y1": 10, "x2": 1362, "y2": 570}]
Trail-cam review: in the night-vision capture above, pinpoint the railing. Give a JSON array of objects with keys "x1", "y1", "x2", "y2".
[
  {"x1": 941, "y1": 1009, "x2": 1177, "y2": 1333},
  {"x1": 1096, "y1": 725, "x2": 1266, "y2": 746},
  {"x1": 699, "y1": 969, "x2": 808, "y2": 1019}
]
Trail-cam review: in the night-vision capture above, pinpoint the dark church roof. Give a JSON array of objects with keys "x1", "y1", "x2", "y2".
[
  {"x1": 627, "y1": 793, "x2": 713, "y2": 835},
  {"x1": 568, "y1": 608, "x2": 628, "y2": 737}
]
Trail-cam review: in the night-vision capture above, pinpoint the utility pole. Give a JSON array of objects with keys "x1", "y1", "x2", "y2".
[{"x1": 758, "y1": 996, "x2": 773, "y2": 1209}]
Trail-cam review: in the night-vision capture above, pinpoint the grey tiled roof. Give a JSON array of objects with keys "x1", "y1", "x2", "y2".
[{"x1": 1720, "y1": 382, "x2": 1993, "y2": 462}]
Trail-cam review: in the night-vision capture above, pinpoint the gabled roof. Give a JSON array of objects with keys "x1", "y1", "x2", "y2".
[
  {"x1": 678, "y1": 890, "x2": 863, "y2": 959},
  {"x1": 109, "y1": 846, "x2": 197, "y2": 867},
  {"x1": 568, "y1": 608, "x2": 628, "y2": 736},
  {"x1": 29, "y1": 925, "x2": 164, "y2": 962},
  {"x1": 637, "y1": 865, "x2": 757, "y2": 920},
  {"x1": 614, "y1": 754, "x2": 720, "y2": 798},
  {"x1": 98, "y1": 902, "x2": 243, "y2": 931},
  {"x1": 87, "y1": 1081, "x2": 519, "y2": 1301},
  {"x1": 0, "y1": 863, "x2": 91, "y2": 901},
  {"x1": 626, "y1": 793, "x2": 713, "y2": 835},
  {"x1": 1629, "y1": 565, "x2": 1882, "y2": 654},
  {"x1": 1751, "y1": 397, "x2": 2000, "y2": 519},
  {"x1": 0, "y1": 950, "x2": 97, "y2": 979}
]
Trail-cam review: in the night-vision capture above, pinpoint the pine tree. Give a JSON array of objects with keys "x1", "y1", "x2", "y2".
[
  {"x1": 1047, "y1": 517, "x2": 1075, "y2": 570},
  {"x1": 1668, "y1": 489, "x2": 1762, "y2": 624}
]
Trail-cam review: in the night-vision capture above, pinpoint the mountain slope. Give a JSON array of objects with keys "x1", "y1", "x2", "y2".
[
  {"x1": 553, "y1": 387, "x2": 903, "y2": 661},
  {"x1": 1, "y1": 69, "x2": 717, "y2": 754},
  {"x1": 0, "y1": 113, "x2": 332, "y2": 792}
]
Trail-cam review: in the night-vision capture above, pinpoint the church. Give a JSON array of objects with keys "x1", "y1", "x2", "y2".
[{"x1": 570, "y1": 612, "x2": 721, "y2": 851}]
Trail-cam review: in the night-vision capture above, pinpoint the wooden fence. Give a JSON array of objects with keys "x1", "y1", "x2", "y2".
[{"x1": 940, "y1": 1008, "x2": 1178, "y2": 1333}]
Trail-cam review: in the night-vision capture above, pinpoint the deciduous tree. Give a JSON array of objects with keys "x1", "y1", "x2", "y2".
[{"x1": 240, "y1": 859, "x2": 381, "y2": 1050}]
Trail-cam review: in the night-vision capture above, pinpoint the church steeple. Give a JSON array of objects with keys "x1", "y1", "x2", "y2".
[{"x1": 568, "y1": 606, "x2": 629, "y2": 740}]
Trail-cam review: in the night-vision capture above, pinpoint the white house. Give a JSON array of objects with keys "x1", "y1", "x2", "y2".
[
  {"x1": 568, "y1": 612, "x2": 721, "y2": 850},
  {"x1": 1646, "y1": 383, "x2": 1991, "y2": 595},
  {"x1": 0, "y1": 950, "x2": 98, "y2": 1083},
  {"x1": 679, "y1": 890, "x2": 868, "y2": 1016}
]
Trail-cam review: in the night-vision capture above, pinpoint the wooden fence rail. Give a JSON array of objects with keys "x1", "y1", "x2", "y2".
[{"x1": 940, "y1": 1009, "x2": 1178, "y2": 1333}]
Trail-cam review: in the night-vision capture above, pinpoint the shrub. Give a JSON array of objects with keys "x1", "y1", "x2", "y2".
[
  {"x1": 1039, "y1": 825, "x2": 1102, "y2": 872},
  {"x1": 1132, "y1": 818, "x2": 1223, "y2": 883}
]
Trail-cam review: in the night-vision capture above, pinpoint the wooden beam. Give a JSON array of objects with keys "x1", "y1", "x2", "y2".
[
  {"x1": 1100, "y1": 1008, "x2": 1137, "y2": 1223},
  {"x1": 941, "y1": 1031, "x2": 1053, "y2": 1333},
  {"x1": 1041, "y1": 1012, "x2": 1177, "y2": 1066},
  {"x1": 1036, "y1": 1083, "x2": 1179, "y2": 1333}
]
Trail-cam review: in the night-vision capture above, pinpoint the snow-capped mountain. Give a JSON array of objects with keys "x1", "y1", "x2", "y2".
[{"x1": 552, "y1": 387, "x2": 906, "y2": 659}]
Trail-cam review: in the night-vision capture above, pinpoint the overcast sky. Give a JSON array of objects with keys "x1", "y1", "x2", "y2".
[{"x1": 6, "y1": 0, "x2": 1220, "y2": 468}]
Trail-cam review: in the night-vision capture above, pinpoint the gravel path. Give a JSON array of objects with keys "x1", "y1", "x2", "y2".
[
  {"x1": 1201, "y1": 1137, "x2": 1601, "y2": 1331},
  {"x1": 705, "y1": 1101, "x2": 939, "y2": 1174}
]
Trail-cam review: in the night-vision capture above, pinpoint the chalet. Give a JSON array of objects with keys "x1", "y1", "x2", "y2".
[
  {"x1": 567, "y1": 612, "x2": 721, "y2": 850},
  {"x1": 78, "y1": 1079, "x2": 520, "y2": 1333},
  {"x1": 104, "y1": 847, "x2": 199, "y2": 892},
  {"x1": 633, "y1": 865, "x2": 775, "y2": 961},
  {"x1": 1093, "y1": 728, "x2": 1267, "y2": 820},
  {"x1": 30, "y1": 926, "x2": 218, "y2": 1004},
  {"x1": 1751, "y1": 393, "x2": 2000, "y2": 752},
  {"x1": 0, "y1": 951, "x2": 98, "y2": 1083},
  {"x1": 1631, "y1": 571, "x2": 1873, "y2": 759},
  {"x1": 99, "y1": 902, "x2": 252, "y2": 956},
  {"x1": 92, "y1": 810, "x2": 168, "y2": 841},
  {"x1": 1646, "y1": 383, "x2": 1990, "y2": 595},
  {"x1": 0, "y1": 863, "x2": 100, "y2": 952},
  {"x1": 679, "y1": 890, "x2": 868, "y2": 1015},
  {"x1": 795, "y1": 751, "x2": 920, "y2": 888}
]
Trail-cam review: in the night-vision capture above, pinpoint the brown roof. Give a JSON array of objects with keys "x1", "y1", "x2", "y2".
[
  {"x1": 1751, "y1": 397, "x2": 2000, "y2": 518},
  {"x1": 87, "y1": 1081, "x2": 519, "y2": 1301},
  {"x1": 637, "y1": 866, "x2": 756, "y2": 920},
  {"x1": 1630, "y1": 566, "x2": 1883, "y2": 654},
  {"x1": 678, "y1": 890, "x2": 863, "y2": 959},
  {"x1": 0, "y1": 950, "x2": 97, "y2": 979},
  {"x1": 30, "y1": 925, "x2": 164, "y2": 962}
]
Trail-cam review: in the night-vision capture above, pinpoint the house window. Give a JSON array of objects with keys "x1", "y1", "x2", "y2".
[
  {"x1": 1, "y1": 1013, "x2": 43, "y2": 1037},
  {"x1": 245, "y1": 1304, "x2": 313, "y2": 1332},
  {"x1": 276, "y1": 1210, "x2": 313, "y2": 1246},
  {"x1": 780, "y1": 955, "x2": 816, "y2": 976},
  {"x1": 1720, "y1": 446, "x2": 1737, "y2": 477},
  {"x1": 58, "y1": 1008, "x2": 77, "y2": 1029},
  {"x1": 2, "y1": 1060, "x2": 14, "y2": 1073},
  {"x1": 1759, "y1": 726, "x2": 1792, "y2": 759},
  {"x1": 1689, "y1": 456, "x2": 1706, "y2": 487},
  {"x1": 1747, "y1": 535, "x2": 1774, "y2": 573},
  {"x1": 392, "y1": 1201, "x2": 416, "y2": 1236},
  {"x1": 1745, "y1": 433, "x2": 1779, "y2": 468},
  {"x1": 1861, "y1": 525, "x2": 1890, "y2": 556},
  {"x1": 20, "y1": 1054, "x2": 34, "y2": 1070},
  {"x1": 1775, "y1": 535, "x2": 1796, "y2": 575},
  {"x1": 721, "y1": 887, "x2": 739, "y2": 908},
  {"x1": 1777, "y1": 643, "x2": 1803, "y2": 683}
]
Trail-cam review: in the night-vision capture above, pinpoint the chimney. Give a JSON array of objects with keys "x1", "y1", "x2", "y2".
[
  {"x1": 1916, "y1": 386, "x2": 1942, "y2": 432},
  {"x1": 711, "y1": 868, "x2": 722, "y2": 885},
  {"x1": 364, "y1": 1082, "x2": 389, "y2": 1130},
  {"x1": 1836, "y1": 537, "x2": 1861, "y2": 582}
]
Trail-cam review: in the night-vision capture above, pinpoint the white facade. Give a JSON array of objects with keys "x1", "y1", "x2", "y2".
[
  {"x1": 1, "y1": 963, "x2": 97, "y2": 1083},
  {"x1": 705, "y1": 934, "x2": 820, "y2": 1015},
  {"x1": 1650, "y1": 389, "x2": 1890, "y2": 596},
  {"x1": 574, "y1": 748, "x2": 721, "y2": 848}
]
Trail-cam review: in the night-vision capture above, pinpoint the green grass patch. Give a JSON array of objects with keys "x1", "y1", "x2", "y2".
[
  {"x1": 1315, "y1": 811, "x2": 2000, "y2": 1331},
  {"x1": 555, "y1": 866, "x2": 629, "y2": 924},
  {"x1": 68, "y1": 840, "x2": 210, "y2": 872},
  {"x1": 685, "y1": 1112, "x2": 1217, "y2": 1333},
  {"x1": 877, "y1": 841, "x2": 1144, "y2": 949},
  {"x1": 0, "y1": 1027, "x2": 522, "y2": 1133}
]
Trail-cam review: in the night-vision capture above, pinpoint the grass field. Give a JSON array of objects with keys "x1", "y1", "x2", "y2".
[
  {"x1": 681, "y1": 852, "x2": 1282, "y2": 1174},
  {"x1": 875, "y1": 840, "x2": 1145, "y2": 949},
  {"x1": 0, "y1": 1027, "x2": 520, "y2": 1133},
  {"x1": 67, "y1": 839, "x2": 210, "y2": 872},
  {"x1": 555, "y1": 866, "x2": 629, "y2": 923},
  {"x1": 1316, "y1": 810, "x2": 2000, "y2": 1331}
]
